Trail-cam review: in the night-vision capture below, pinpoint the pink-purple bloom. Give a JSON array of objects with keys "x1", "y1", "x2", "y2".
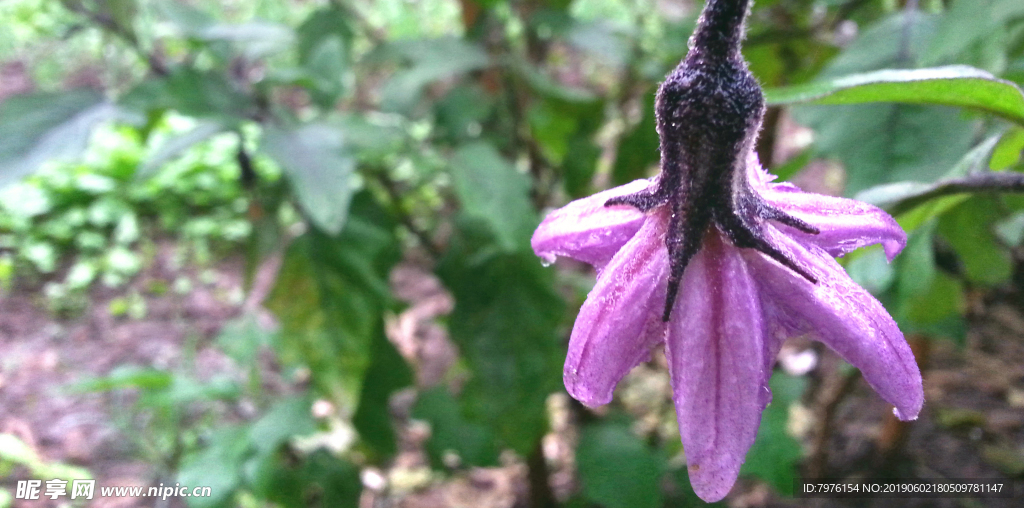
[{"x1": 531, "y1": 152, "x2": 923, "y2": 501}]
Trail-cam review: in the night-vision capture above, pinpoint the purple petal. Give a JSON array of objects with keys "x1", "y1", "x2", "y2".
[
  {"x1": 563, "y1": 212, "x2": 669, "y2": 407},
  {"x1": 743, "y1": 150, "x2": 906, "y2": 261},
  {"x1": 745, "y1": 229, "x2": 923, "y2": 421},
  {"x1": 758, "y1": 308, "x2": 787, "y2": 409},
  {"x1": 532, "y1": 178, "x2": 654, "y2": 269},
  {"x1": 761, "y1": 185, "x2": 907, "y2": 261},
  {"x1": 666, "y1": 231, "x2": 765, "y2": 503}
]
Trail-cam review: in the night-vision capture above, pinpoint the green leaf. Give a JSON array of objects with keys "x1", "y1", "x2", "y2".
[
  {"x1": 266, "y1": 238, "x2": 366, "y2": 409},
  {"x1": 262, "y1": 123, "x2": 354, "y2": 235},
  {"x1": 0, "y1": 183, "x2": 51, "y2": 218},
  {"x1": 434, "y1": 85, "x2": 495, "y2": 142},
  {"x1": 611, "y1": 91, "x2": 659, "y2": 186},
  {"x1": 248, "y1": 450, "x2": 361, "y2": 508},
  {"x1": 297, "y1": 6, "x2": 354, "y2": 108},
  {"x1": 771, "y1": 148, "x2": 813, "y2": 182},
  {"x1": 741, "y1": 373, "x2": 806, "y2": 496},
  {"x1": 377, "y1": 37, "x2": 489, "y2": 112},
  {"x1": 994, "y1": 0, "x2": 1024, "y2": 19},
  {"x1": 787, "y1": 13, "x2": 980, "y2": 195},
  {"x1": 511, "y1": 57, "x2": 597, "y2": 104},
  {"x1": 995, "y1": 212, "x2": 1024, "y2": 246},
  {"x1": 139, "y1": 121, "x2": 225, "y2": 179},
  {"x1": 528, "y1": 102, "x2": 577, "y2": 164},
  {"x1": 924, "y1": 0, "x2": 1003, "y2": 66},
  {"x1": 566, "y1": 20, "x2": 631, "y2": 66},
  {"x1": 802, "y1": 102, "x2": 975, "y2": 194},
  {"x1": 297, "y1": 6, "x2": 354, "y2": 63},
  {"x1": 199, "y1": 22, "x2": 296, "y2": 59},
  {"x1": 940, "y1": 134, "x2": 1003, "y2": 180},
  {"x1": 526, "y1": 95, "x2": 604, "y2": 197},
  {"x1": 937, "y1": 196, "x2": 1013, "y2": 286},
  {"x1": 903, "y1": 272, "x2": 966, "y2": 340},
  {"x1": 154, "y1": 0, "x2": 215, "y2": 36},
  {"x1": 854, "y1": 135, "x2": 1002, "y2": 215},
  {"x1": 335, "y1": 114, "x2": 405, "y2": 162},
  {"x1": 147, "y1": 375, "x2": 239, "y2": 407},
  {"x1": 122, "y1": 70, "x2": 252, "y2": 120},
  {"x1": 215, "y1": 314, "x2": 272, "y2": 367},
  {"x1": 845, "y1": 245, "x2": 897, "y2": 295},
  {"x1": 450, "y1": 142, "x2": 537, "y2": 251},
  {"x1": 768, "y1": 65, "x2": 1024, "y2": 126},
  {"x1": 891, "y1": 221, "x2": 966, "y2": 341},
  {"x1": 412, "y1": 387, "x2": 500, "y2": 467},
  {"x1": 563, "y1": 136, "x2": 601, "y2": 198},
  {"x1": 265, "y1": 196, "x2": 399, "y2": 412},
  {"x1": 249, "y1": 396, "x2": 317, "y2": 455},
  {"x1": 353, "y1": 329, "x2": 413, "y2": 459},
  {"x1": 179, "y1": 425, "x2": 251, "y2": 508},
  {"x1": 294, "y1": 451, "x2": 363, "y2": 507},
  {"x1": 991, "y1": 127, "x2": 1024, "y2": 170},
  {"x1": 165, "y1": 71, "x2": 250, "y2": 117},
  {"x1": 435, "y1": 220, "x2": 565, "y2": 455},
  {"x1": 0, "y1": 90, "x2": 117, "y2": 188},
  {"x1": 576, "y1": 420, "x2": 664, "y2": 508},
  {"x1": 0, "y1": 433, "x2": 90, "y2": 482},
  {"x1": 854, "y1": 181, "x2": 935, "y2": 212},
  {"x1": 896, "y1": 221, "x2": 938, "y2": 302},
  {"x1": 896, "y1": 194, "x2": 972, "y2": 233},
  {"x1": 91, "y1": 0, "x2": 138, "y2": 43},
  {"x1": 802, "y1": 12, "x2": 939, "y2": 78},
  {"x1": 301, "y1": 37, "x2": 347, "y2": 107},
  {"x1": 71, "y1": 365, "x2": 173, "y2": 393},
  {"x1": 0, "y1": 433, "x2": 47, "y2": 466}
]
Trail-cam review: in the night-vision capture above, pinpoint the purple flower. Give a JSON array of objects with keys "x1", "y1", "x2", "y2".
[
  {"x1": 531, "y1": 0, "x2": 923, "y2": 500},
  {"x1": 531, "y1": 152, "x2": 923, "y2": 501}
]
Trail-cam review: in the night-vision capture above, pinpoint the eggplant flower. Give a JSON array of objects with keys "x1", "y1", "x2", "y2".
[
  {"x1": 533, "y1": 154, "x2": 922, "y2": 501},
  {"x1": 532, "y1": 0, "x2": 923, "y2": 501}
]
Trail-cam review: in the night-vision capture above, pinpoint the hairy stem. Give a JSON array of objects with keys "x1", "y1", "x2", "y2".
[{"x1": 689, "y1": 0, "x2": 752, "y2": 60}]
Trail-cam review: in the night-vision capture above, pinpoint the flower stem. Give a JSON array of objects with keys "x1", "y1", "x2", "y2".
[
  {"x1": 689, "y1": 0, "x2": 752, "y2": 60},
  {"x1": 888, "y1": 172, "x2": 1024, "y2": 216}
]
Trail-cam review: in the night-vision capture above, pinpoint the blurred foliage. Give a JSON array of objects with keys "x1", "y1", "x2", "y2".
[
  {"x1": 575, "y1": 418, "x2": 665, "y2": 508},
  {"x1": 0, "y1": 433, "x2": 91, "y2": 483},
  {"x1": 0, "y1": 118, "x2": 256, "y2": 315},
  {"x1": 2, "y1": 0, "x2": 1024, "y2": 506}
]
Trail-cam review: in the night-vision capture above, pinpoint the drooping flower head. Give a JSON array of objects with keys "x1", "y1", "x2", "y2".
[{"x1": 532, "y1": 0, "x2": 923, "y2": 502}]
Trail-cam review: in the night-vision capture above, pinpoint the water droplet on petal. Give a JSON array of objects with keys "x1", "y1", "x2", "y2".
[{"x1": 892, "y1": 407, "x2": 919, "y2": 421}]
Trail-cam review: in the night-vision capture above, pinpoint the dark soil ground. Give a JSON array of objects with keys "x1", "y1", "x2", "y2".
[
  {"x1": 0, "y1": 244, "x2": 250, "y2": 508},
  {"x1": 2, "y1": 243, "x2": 1024, "y2": 508}
]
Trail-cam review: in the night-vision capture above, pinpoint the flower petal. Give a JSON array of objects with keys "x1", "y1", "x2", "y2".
[
  {"x1": 761, "y1": 184, "x2": 907, "y2": 261},
  {"x1": 563, "y1": 212, "x2": 668, "y2": 407},
  {"x1": 744, "y1": 150, "x2": 906, "y2": 261},
  {"x1": 532, "y1": 178, "x2": 654, "y2": 269},
  {"x1": 745, "y1": 228, "x2": 923, "y2": 421},
  {"x1": 666, "y1": 231, "x2": 765, "y2": 503},
  {"x1": 758, "y1": 307, "x2": 787, "y2": 409}
]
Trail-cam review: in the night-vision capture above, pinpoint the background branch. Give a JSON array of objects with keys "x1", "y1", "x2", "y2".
[{"x1": 887, "y1": 171, "x2": 1024, "y2": 216}]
